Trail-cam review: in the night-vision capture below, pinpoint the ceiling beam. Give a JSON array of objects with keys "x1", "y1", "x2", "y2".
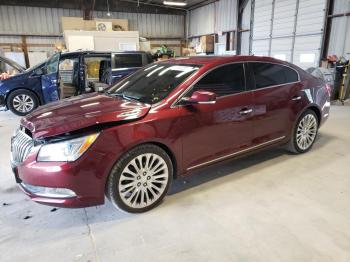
[
  {"x1": 80, "y1": 0, "x2": 96, "y2": 20},
  {"x1": 0, "y1": 0, "x2": 186, "y2": 15}
]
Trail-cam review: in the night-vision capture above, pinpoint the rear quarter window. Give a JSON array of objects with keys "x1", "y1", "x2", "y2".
[
  {"x1": 113, "y1": 54, "x2": 143, "y2": 68},
  {"x1": 251, "y1": 62, "x2": 299, "y2": 89}
]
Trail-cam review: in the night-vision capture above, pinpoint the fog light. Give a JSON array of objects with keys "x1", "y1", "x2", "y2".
[{"x1": 21, "y1": 183, "x2": 76, "y2": 199}]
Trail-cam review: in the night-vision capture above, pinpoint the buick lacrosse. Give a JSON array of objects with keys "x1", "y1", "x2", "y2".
[{"x1": 10, "y1": 56, "x2": 331, "y2": 213}]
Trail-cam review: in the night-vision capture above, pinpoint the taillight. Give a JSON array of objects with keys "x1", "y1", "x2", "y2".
[{"x1": 325, "y1": 84, "x2": 332, "y2": 96}]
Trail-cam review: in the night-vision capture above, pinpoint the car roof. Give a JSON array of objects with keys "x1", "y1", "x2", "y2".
[{"x1": 162, "y1": 55, "x2": 295, "y2": 68}]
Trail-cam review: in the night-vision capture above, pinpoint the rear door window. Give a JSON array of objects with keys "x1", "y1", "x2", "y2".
[
  {"x1": 113, "y1": 54, "x2": 143, "y2": 68},
  {"x1": 189, "y1": 63, "x2": 246, "y2": 97},
  {"x1": 251, "y1": 62, "x2": 299, "y2": 89}
]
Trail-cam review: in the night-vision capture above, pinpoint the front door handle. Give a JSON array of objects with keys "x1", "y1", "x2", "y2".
[
  {"x1": 292, "y1": 96, "x2": 301, "y2": 101},
  {"x1": 239, "y1": 108, "x2": 253, "y2": 115}
]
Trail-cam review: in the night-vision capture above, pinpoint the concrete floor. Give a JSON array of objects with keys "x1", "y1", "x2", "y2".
[{"x1": 0, "y1": 105, "x2": 350, "y2": 262}]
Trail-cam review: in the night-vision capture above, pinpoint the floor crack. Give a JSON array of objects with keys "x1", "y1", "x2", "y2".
[{"x1": 83, "y1": 208, "x2": 100, "y2": 262}]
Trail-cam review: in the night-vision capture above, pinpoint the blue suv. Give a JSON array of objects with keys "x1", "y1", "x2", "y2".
[{"x1": 0, "y1": 51, "x2": 153, "y2": 115}]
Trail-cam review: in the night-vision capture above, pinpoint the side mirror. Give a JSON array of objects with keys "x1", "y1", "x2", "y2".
[{"x1": 181, "y1": 90, "x2": 217, "y2": 105}]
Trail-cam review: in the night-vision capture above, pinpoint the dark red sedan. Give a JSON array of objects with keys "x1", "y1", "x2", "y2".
[{"x1": 10, "y1": 56, "x2": 331, "y2": 213}]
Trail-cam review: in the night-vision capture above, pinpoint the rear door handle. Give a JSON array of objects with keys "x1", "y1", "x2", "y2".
[
  {"x1": 292, "y1": 96, "x2": 301, "y2": 101},
  {"x1": 239, "y1": 108, "x2": 253, "y2": 115}
]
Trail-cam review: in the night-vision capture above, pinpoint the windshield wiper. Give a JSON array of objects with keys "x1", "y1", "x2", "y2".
[{"x1": 109, "y1": 93, "x2": 141, "y2": 102}]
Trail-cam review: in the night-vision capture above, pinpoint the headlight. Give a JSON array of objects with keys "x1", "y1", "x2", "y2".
[{"x1": 37, "y1": 133, "x2": 99, "y2": 162}]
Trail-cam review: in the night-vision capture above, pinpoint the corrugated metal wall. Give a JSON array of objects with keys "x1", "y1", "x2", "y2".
[
  {"x1": 251, "y1": 0, "x2": 327, "y2": 69},
  {"x1": 215, "y1": 0, "x2": 238, "y2": 33},
  {"x1": 240, "y1": 0, "x2": 251, "y2": 55},
  {"x1": 0, "y1": 6, "x2": 82, "y2": 35},
  {"x1": 188, "y1": 4, "x2": 215, "y2": 36},
  {"x1": 328, "y1": 0, "x2": 350, "y2": 58},
  {"x1": 188, "y1": 0, "x2": 237, "y2": 37},
  {"x1": 0, "y1": 5, "x2": 184, "y2": 38},
  {"x1": 94, "y1": 11, "x2": 184, "y2": 38}
]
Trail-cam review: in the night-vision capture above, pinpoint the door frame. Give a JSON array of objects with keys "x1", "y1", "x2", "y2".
[
  {"x1": 82, "y1": 53, "x2": 110, "y2": 90},
  {"x1": 41, "y1": 52, "x2": 61, "y2": 103},
  {"x1": 171, "y1": 61, "x2": 253, "y2": 108}
]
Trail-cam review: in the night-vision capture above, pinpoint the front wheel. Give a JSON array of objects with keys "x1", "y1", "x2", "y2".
[
  {"x1": 7, "y1": 89, "x2": 39, "y2": 116},
  {"x1": 287, "y1": 109, "x2": 319, "y2": 153},
  {"x1": 106, "y1": 144, "x2": 173, "y2": 213}
]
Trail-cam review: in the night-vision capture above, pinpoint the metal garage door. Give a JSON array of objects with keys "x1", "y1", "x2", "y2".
[
  {"x1": 294, "y1": 0, "x2": 327, "y2": 68},
  {"x1": 252, "y1": 0, "x2": 327, "y2": 69},
  {"x1": 251, "y1": 0, "x2": 273, "y2": 56}
]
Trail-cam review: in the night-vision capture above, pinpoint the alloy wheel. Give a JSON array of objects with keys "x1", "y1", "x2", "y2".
[
  {"x1": 118, "y1": 153, "x2": 169, "y2": 209},
  {"x1": 296, "y1": 114, "x2": 317, "y2": 150},
  {"x1": 12, "y1": 94, "x2": 34, "y2": 113}
]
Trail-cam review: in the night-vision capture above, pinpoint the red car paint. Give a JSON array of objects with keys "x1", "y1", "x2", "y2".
[{"x1": 12, "y1": 56, "x2": 330, "y2": 208}]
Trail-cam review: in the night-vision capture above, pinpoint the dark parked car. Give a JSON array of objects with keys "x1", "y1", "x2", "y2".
[
  {"x1": 10, "y1": 56, "x2": 331, "y2": 213},
  {"x1": 0, "y1": 51, "x2": 153, "y2": 116}
]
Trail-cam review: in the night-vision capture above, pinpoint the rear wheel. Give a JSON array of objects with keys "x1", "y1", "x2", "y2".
[
  {"x1": 106, "y1": 144, "x2": 173, "y2": 213},
  {"x1": 287, "y1": 109, "x2": 319, "y2": 153},
  {"x1": 7, "y1": 89, "x2": 39, "y2": 116}
]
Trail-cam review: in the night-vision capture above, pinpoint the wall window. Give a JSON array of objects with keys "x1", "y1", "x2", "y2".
[
  {"x1": 190, "y1": 63, "x2": 245, "y2": 97},
  {"x1": 251, "y1": 63, "x2": 298, "y2": 89}
]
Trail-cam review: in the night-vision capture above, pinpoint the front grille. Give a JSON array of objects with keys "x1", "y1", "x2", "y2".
[{"x1": 11, "y1": 129, "x2": 34, "y2": 164}]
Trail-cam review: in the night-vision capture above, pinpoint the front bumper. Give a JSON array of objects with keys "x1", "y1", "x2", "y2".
[
  {"x1": 0, "y1": 94, "x2": 5, "y2": 107},
  {"x1": 11, "y1": 139, "x2": 116, "y2": 208},
  {"x1": 20, "y1": 182, "x2": 77, "y2": 198}
]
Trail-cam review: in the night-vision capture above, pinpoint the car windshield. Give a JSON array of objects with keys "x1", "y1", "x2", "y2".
[
  {"x1": 24, "y1": 61, "x2": 45, "y2": 73},
  {"x1": 107, "y1": 63, "x2": 201, "y2": 104}
]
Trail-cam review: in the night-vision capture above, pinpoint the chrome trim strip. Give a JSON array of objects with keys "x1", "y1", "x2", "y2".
[
  {"x1": 250, "y1": 81, "x2": 300, "y2": 92},
  {"x1": 11, "y1": 130, "x2": 33, "y2": 164},
  {"x1": 187, "y1": 136, "x2": 286, "y2": 171},
  {"x1": 291, "y1": 96, "x2": 302, "y2": 101}
]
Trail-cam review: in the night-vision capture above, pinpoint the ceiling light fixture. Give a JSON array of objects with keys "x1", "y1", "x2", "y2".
[
  {"x1": 106, "y1": 0, "x2": 111, "y2": 16},
  {"x1": 163, "y1": 1, "x2": 187, "y2": 7}
]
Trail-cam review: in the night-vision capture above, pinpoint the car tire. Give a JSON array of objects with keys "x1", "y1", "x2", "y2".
[
  {"x1": 106, "y1": 144, "x2": 173, "y2": 213},
  {"x1": 7, "y1": 89, "x2": 39, "y2": 116},
  {"x1": 287, "y1": 109, "x2": 319, "y2": 154}
]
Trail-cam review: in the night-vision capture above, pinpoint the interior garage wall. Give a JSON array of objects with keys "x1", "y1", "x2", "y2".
[
  {"x1": 240, "y1": 0, "x2": 252, "y2": 55},
  {"x1": 188, "y1": 0, "x2": 238, "y2": 37},
  {"x1": 327, "y1": 0, "x2": 350, "y2": 58},
  {"x1": 0, "y1": 5, "x2": 185, "y2": 38},
  {"x1": 251, "y1": 0, "x2": 327, "y2": 69}
]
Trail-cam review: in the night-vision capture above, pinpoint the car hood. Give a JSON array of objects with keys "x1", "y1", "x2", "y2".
[
  {"x1": 0, "y1": 55, "x2": 26, "y2": 73},
  {"x1": 21, "y1": 93, "x2": 151, "y2": 139}
]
